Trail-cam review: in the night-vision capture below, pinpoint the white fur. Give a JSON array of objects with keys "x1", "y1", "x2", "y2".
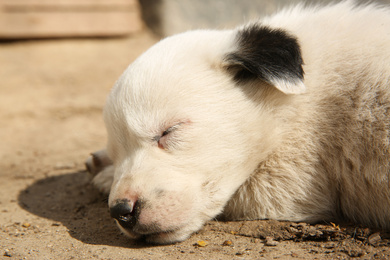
[{"x1": 86, "y1": 1, "x2": 390, "y2": 244}]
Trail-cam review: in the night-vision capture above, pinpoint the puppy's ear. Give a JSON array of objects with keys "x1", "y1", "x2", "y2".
[{"x1": 223, "y1": 24, "x2": 305, "y2": 94}]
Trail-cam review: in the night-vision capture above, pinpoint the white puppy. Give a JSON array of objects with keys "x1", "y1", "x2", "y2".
[{"x1": 86, "y1": 1, "x2": 390, "y2": 244}]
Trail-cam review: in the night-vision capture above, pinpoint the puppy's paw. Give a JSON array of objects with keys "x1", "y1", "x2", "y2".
[
  {"x1": 85, "y1": 149, "x2": 114, "y2": 193},
  {"x1": 92, "y1": 165, "x2": 114, "y2": 194},
  {"x1": 85, "y1": 149, "x2": 113, "y2": 177}
]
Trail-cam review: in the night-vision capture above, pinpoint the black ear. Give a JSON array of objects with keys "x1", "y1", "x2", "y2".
[{"x1": 224, "y1": 24, "x2": 305, "y2": 94}]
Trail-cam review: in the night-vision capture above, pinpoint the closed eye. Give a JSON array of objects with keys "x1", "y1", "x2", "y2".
[
  {"x1": 153, "y1": 126, "x2": 174, "y2": 142},
  {"x1": 153, "y1": 123, "x2": 183, "y2": 149},
  {"x1": 161, "y1": 127, "x2": 173, "y2": 137}
]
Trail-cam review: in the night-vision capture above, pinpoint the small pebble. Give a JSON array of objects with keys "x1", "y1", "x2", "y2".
[
  {"x1": 265, "y1": 236, "x2": 279, "y2": 246},
  {"x1": 222, "y1": 240, "x2": 233, "y2": 246},
  {"x1": 4, "y1": 249, "x2": 11, "y2": 257},
  {"x1": 22, "y1": 223, "x2": 31, "y2": 228},
  {"x1": 368, "y1": 232, "x2": 381, "y2": 245},
  {"x1": 194, "y1": 240, "x2": 208, "y2": 247}
]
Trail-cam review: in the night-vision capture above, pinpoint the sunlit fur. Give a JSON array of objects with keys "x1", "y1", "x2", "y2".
[{"x1": 87, "y1": 1, "x2": 390, "y2": 244}]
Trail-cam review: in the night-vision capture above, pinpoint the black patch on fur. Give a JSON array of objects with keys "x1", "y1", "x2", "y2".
[{"x1": 225, "y1": 24, "x2": 304, "y2": 85}]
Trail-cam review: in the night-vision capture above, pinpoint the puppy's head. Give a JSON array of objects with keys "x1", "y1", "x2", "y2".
[{"x1": 104, "y1": 24, "x2": 304, "y2": 244}]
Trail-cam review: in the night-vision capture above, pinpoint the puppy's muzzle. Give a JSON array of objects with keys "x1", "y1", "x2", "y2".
[{"x1": 110, "y1": 199, "x2": 140, "y2": 230}]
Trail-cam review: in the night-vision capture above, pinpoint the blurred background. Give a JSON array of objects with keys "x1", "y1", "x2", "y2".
[{"x1": 1, "y1": 0, "x2": 390, "y2": 39}]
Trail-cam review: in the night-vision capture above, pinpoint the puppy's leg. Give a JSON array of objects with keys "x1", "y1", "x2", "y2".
[{"x1": 85, "y1": 149, "x2": 114, "y2": 194}]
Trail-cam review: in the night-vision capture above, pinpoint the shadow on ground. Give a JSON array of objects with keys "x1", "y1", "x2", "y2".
[{"x1": 17, "y1": 171, "x2": 158, "y2": 248}]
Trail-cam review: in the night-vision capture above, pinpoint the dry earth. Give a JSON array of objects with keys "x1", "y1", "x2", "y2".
[{"x1": 1, "y1": 31, "x2": 390, "y2": 259}]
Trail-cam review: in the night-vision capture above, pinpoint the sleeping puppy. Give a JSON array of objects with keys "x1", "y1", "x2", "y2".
[{"x1": 85, "y1": 1, "x2": 390, "y2": 244}]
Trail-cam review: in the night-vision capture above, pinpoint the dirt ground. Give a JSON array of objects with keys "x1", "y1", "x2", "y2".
[{"x1": 1, "y1": 31, "x2": 390, "y2": 260}]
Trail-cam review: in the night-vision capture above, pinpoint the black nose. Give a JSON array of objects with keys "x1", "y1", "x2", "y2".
[{"x1": 110, "y1": 199, "x2": 140, "y2": 229}]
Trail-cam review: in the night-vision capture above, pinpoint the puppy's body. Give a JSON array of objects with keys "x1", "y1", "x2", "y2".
[
  {"x1": 86, "y1": 1, "x2": 390, "y2": 244},
  {"x1": 225, "y1": 2, "x2": 390, "y2": 226}
]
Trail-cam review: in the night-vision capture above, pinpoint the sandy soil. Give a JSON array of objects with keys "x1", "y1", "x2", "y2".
[{"x1": 1, "y1": 31, "x2": 390, "y2": 259}]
